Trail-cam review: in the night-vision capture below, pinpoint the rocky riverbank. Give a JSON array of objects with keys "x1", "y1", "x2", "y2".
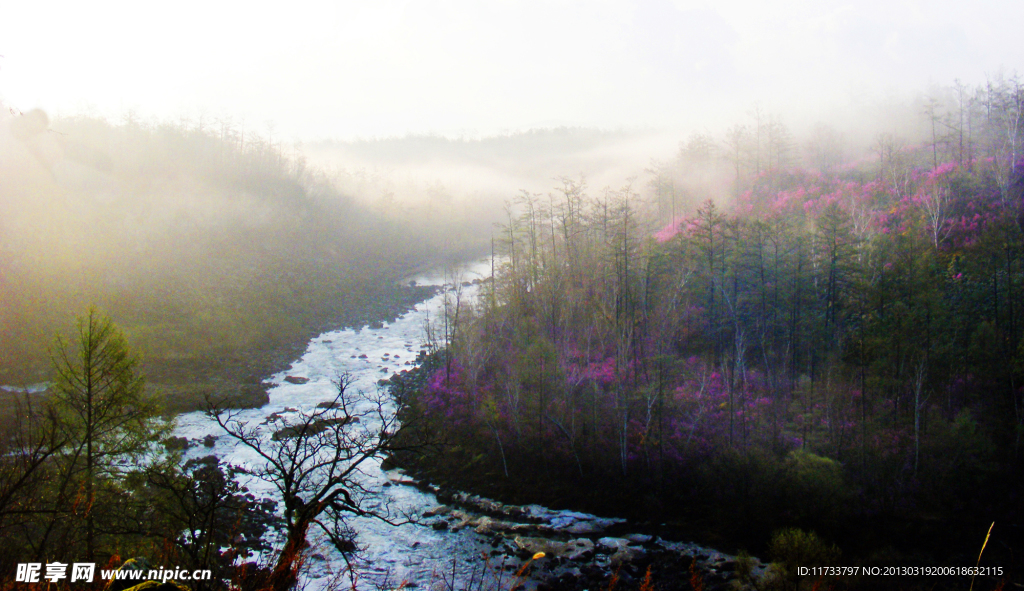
[
  {"x1": 381, "y1": 350, "x2": 778, "y2": 589},
  {"x1": 384, "y1": 470, "x2": 770, "y2": 591}
]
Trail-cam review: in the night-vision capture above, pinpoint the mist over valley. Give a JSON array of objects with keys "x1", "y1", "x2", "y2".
[{"x1": 1, "y1": 3, "x2": 1022, "y2": 589}]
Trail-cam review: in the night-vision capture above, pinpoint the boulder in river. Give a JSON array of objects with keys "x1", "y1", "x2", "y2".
[
  {"x1": 284, "y1": 375, "x2": 309, "y2": 384},
  {"x1": 514, "y1": 536, "x2": 567, "y2": 558},
  {"x1": 423, "y1": 505, "x2": 452, "y2": 517},
  {"x1": 474, "y1": 516, "x2": 517, "y2": 535},
  {"x1": 610, "y1": 545, "x2": 644, "y2": 566},
  {"x1": 564, "y1": 538, "x2": 595, "y2": 561},
  {"x1": 272, "y1": 415, "x2": 359, "y2": 440},
  {"x1": 161, "y1": 436, "x2": 190, "y2": 451},
  {"x1": 596, "y1": 537, "x2": 631, "y2": 552},
  {"x1": 563, "y1": 520, "x2": 603, "y2": 535},
  {"x1": 472, "y1": 516, "x2": 495, "y2": 534}
]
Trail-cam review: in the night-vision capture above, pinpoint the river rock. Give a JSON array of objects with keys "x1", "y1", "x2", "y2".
[
  {"x1": 509, "y1": 522, "x2": 547, "y2": 535},
  {"x1": 596, "y1": 537, "x2": 631, "y2": 551},
  {"x1": 162, "y1": 436, "x2": 190, "y2": 450},
  {"x1": 272, "y1": 415, "x2": 358, "y2": 440},
  {"x1": 423, "y1": 505, "x2": 451, "y2": 517},
  {"x1": 610, "y1": 546, "x2": 644, "y2": 566},
  {"x1": 554, "y1": 566, "x2": 583, "y2": 581},
  {"x1": 624, "y1": 533, "x2": 652, "y2": 544},
  {"x1": 563, "y1": 520, "x2": 602, "y2": 535},
  {"x1": 387, "y1": 475, "x2": 418, "y2": 487},
  {"x1": 284, "y1": 376, "x2": 309, "y2": 384},
  {"x1": 262, "y1": 412, "x2": 284, "y2": 424},
  {"x1": 447, "y1": 510, "x2": 473, "y2": 532},
  {"x1": 476, "y1": 499, "x2": 505, "y2": 515},
  {"x1": 485, "y1": 519, "x2": 517, "y2": 534},
  {"x1": 513, "y1": 536, "x2": 566, "y2": 558},
  {"x1": 472, "y1": 516, "x2": 495, "y2": 534},
  {"x1": 564, "y1": 538, "x2": 595, "y2": 561}
]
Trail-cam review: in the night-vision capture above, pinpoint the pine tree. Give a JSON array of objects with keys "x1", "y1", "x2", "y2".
[{"x1": 50, "y1": 307, "x2": 163, "y2": 561}]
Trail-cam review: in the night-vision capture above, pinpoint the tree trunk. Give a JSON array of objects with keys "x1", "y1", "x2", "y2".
[{"x1": 268, "y1": 521, "x2": 310, "y2": 591}]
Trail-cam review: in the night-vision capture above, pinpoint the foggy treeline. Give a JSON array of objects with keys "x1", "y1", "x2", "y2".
[
  {"x1": 303, "y1": 126, "x2": 677, "y2": 227},
  {"x1": 645, "y1": 77, "x2": 1023, "y2": 219},
  {"x1": 391, "y1": 74, "x2": 1024, "y2": 580}
]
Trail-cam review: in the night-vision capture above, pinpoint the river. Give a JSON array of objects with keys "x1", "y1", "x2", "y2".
[{"x1": 171, "y1": 260, "x2": 527, "y2": 589}]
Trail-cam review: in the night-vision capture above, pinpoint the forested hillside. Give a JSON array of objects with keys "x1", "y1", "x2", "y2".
[
  {"x1": 0, "y1": 109, "x2": 478, "y2": 408},
  {"x1": 393, "y1": 77, "x2": 1024, "y2": 581}
]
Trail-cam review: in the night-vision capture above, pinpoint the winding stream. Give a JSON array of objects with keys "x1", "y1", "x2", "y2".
[{"x1": 170, "y1": 261, "x2": 518, "y2": 589}]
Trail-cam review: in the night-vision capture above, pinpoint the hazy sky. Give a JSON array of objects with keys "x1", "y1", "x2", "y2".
[{"x1": 1, "y1": 0, "x2": 1019, "y2": 140}]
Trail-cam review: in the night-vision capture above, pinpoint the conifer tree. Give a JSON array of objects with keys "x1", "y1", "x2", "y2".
[{"x1": 50, "y1": 307, "x2": 163, "y2": 561}]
